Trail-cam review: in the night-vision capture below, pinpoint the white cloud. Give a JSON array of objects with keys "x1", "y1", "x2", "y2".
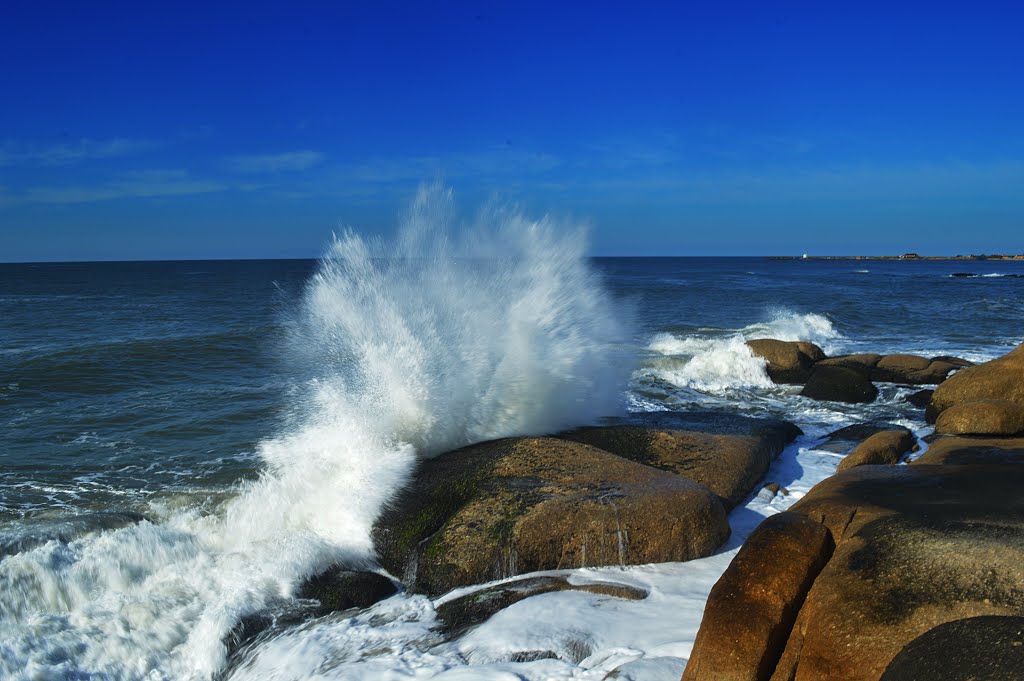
[
  {"x1": 0, "y1": 138, "x2": 159, "y2": 166},
  {"x1": 225, "y1": 150, "x2": 325, "y2": 173},
  {"x1": 12, "y1": 169, "x2": 228, "y2": 204}
]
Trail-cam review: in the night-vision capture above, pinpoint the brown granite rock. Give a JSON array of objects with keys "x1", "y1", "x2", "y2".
[
  {"x1": 929, "y1": 343, "x2": 1024, "y2": 419},
  {"x1": 373, "y1": 436, "x2": 729, "y2": 595},
  {"x1": 684, "y1": 460, "x2": 1024, "y2": 681},
  {"x1": 799, "y1": 366, "x2": 878, "y2": 403},
  {"x1": 559, "y1": 412, "x2": 800, "y2": 509},
  {"x1": 879, "y1": 616, "x2": 1024, "y2": 681},
  {"x1": 872, "y1": 354, "x2": 964, "y2": 385},
  {"x1": 836, "y1": 429, "x2": 916, "y2": 472},
  {"x1": 682, "y1": 513, "x2": 834, "y2": 681},
  {"x1": 815, "y1": 423, "x2": 912, "y2": 454},
  {"x1": 913, "y1": 436, "x2": 1024, "y2": 466},
  {"x1": 815, "y1": 353, "x2": 882, "y2": 376},
  {"x1": 746, "y1": 339, "x2": 826, "y2": 384},
  {"x1": 769, "y1": 465, "x2": 1024, "y2": 681},
  {"x1": 934, "y1": 398, "x2": 1024, "y2": 436}
]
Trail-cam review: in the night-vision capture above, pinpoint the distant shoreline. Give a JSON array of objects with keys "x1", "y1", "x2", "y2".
[{"x1": 769, "y1": 253, "x2": 1024, "y2": 261}]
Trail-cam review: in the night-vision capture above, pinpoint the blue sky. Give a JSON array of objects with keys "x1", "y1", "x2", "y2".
[{"x1": 1, "y1": 1, "x2": 1022, "y2": 260}]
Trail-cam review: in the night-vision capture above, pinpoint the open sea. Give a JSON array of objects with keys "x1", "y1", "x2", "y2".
[{"x1": 2, "y1": 210, "x2": 1023, "y2": 679}]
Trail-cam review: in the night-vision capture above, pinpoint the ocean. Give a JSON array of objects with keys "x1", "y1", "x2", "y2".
[{"x1": 2, "y1": 205, "x2": 1023, "y2": 678}]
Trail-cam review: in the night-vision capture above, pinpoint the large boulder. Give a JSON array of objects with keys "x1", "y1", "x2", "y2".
[
  {"x1": 799, "y1": 366, "x2": 878, "y2": 403},
  {"x1": 929, "y1": 343, "x2": 1024, "y2": 420},
  {"x1": 373, "y1": 437, "x2": 729, "y2": 595},
  {"x1": 559, "y1": 411, "x2": 800, "y2": 509},
  {"x1": 682, "y1": 513, "x2": 834, "y2": 681},
  {"x1": 746, "y1": 339, "x2": 826, "y2": 384},
  {"x1": 934, "y1": 398, "x2": 1024, "y2": 437},
  {"x1": 684, "y1": 458, "x2": 1024, "y2": 681},
  {"x1": 836, "y1": 429, "x2": 916, "y2": 472}
]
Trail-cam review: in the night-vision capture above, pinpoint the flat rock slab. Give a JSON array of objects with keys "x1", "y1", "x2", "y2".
[
  {"x1": 373, "y1": 436, "x2": 729, "y2": 595},
  {"x1": 559, "y1": 411, "x2": 801, "y2": 509}
]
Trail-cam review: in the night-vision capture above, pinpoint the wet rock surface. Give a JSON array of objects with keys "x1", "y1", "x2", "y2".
[
  {"x1": 799, "y1": 365, "x2": 879, "y2": 403},
  {"x1": 373, "y1": 435, "x2": 730, "y2": 595},
  {"x1": 559, "y1": 411, "x2": 800, "y2": 509},
  {"x1": 745, "y1": 339, "x2": 826, "y2": 384},
  {"x1": 435, "y1": 575, "x2": 647, "y2": 637}
]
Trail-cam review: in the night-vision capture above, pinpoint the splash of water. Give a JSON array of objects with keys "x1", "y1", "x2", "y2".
[
  {"x1": 0, "y1": 185, "x2": 633, "y2": 680},
  {"x1": 645, "y1": 310, "x2": 842, "y2": 393}
]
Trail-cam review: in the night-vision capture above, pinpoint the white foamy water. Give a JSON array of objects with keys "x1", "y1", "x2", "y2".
[
  {"x1": 0, "y1": 185, "x2": 632, "y2": 680},
  {"x1": 644, "y1": 311, "x2": 843, "y2": 393}
]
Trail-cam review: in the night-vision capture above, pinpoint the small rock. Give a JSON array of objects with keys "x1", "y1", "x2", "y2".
[
  {"x1": 837, "y1": 429, "x2": 916, "y2": 472},
  {"x1": 905, "y1": 389, "x2": 934, "y2": 408}
]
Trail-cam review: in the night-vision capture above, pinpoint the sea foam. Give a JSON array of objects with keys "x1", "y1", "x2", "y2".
[
  {"x1": 645, "y1": 311, "x2": 842, "y2": 393},
  {"x1": 0, "y1": 185, "x2": 632, "y2": 680}
]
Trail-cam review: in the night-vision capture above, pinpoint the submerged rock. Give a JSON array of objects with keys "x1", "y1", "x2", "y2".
[
  {"x1": 373, "y1": 436, "x2": 729, "y2": 595},
  {"x1": 745, "y1": 339, "x2": 826, "y2": 384},
  {"x1": 558, "y1": 411, "x2": 800, "y2": 509},
  {"x1": 904, "y1": 389, "x2": 933, "y2": 408},
  {"x1": 297, "y1": 566, "x2": 397, "y2": 612},
  {"x1": 836, "y1": 429, "x2": 916, "y2": 472},
  {"x1": 800, "y1": 366, "x2": 878, "y2": 403},
  {"x1": 435, "y1": 575, "x2": 646, "y2": 637}
]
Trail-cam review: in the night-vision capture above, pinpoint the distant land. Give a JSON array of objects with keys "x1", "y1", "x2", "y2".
[{"x1": 769, "y1": 253, "x2": 1024, "y2": 261}]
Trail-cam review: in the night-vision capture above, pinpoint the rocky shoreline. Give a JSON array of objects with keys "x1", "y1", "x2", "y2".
[
  {"x1": 268, "y1": 340, "x2": 1024, "y2": 680},
  {"x1": 768, "y1": 254, "x2": 1024, "y2": 261}
]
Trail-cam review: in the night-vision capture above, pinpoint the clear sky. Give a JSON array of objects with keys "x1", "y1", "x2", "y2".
[{"x1": 1, "y1": 1, "x2": 1022, "y2": 261}]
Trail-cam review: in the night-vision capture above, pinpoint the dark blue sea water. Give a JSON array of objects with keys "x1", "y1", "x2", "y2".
[
  {"x1": 1, "y1": 251, "x2": 1022, "y2": 679},
  {"x1": 4, "y1": 257, "x2": 1020, "y2": 518}
]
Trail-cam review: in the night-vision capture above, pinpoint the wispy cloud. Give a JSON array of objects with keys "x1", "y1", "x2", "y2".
[
  {"x1": 225, "y1": 150, "x2": 325, "y2": 173},
  {"x1": 8, "y1": 169, "x2": 228, "y2": 204},
  {"x1": 0, "y1": 138, "x2": 159, "y2": 166}
]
